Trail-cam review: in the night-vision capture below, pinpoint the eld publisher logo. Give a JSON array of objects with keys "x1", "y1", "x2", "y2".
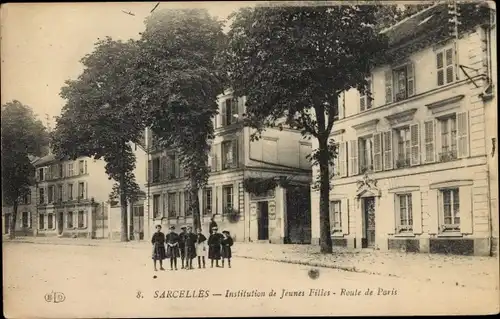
[{"x1": 44, "y1": 291, "x2": 66, "y2": 303}]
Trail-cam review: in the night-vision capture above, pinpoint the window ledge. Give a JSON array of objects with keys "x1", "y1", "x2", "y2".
[
  {"x1": 437, "y1": 233, "x2": 463, "y2": 238},
  {"x1": 331, "y1": 232, "x2": 344, "y2": 238},
  {"x1": 394, "y1": 233, "x2": 416, "y2": 238}
]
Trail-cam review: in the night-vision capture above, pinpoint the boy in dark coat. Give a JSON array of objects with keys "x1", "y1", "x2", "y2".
[
  {"x1": 208, "y1": 226, "x2": 223, "y2": 268},
  {"x1": 221, "y1": 230, "x2": 234, "y2": 268},
  {"x1": 165, "y1": 225, "x2": 180, "y2": 270},
  {"x1": 184, "y1": 226, "x2": 198, "y2": 270},
  {"x1": 208, "y1": 215, "x2": 218, "y2": 235},
  {"x1": 151, "y1": 225, "x2": 166, "y2": 271},
  {"x1": 178, "y1": 226, "x2": 187, "y2": 269}
]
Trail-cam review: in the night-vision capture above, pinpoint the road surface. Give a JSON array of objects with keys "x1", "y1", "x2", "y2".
[{"x1": 3, "y1": 242, "x2": 498, "y2": 317}]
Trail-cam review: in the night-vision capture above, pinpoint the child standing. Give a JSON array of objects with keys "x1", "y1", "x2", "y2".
[
  {"x1": 184, "y1": 226, "x2": 197, "y2": 270},
  {"x1": 178, "y1": 226, "x2": 187, "y2": 269},
  {"x1": 221, "y1": 230, "x2": 234, "y2": 268},
  {"x1": 208, "y1": 226, "x2": 223, "y2": 268},
  {"x1": 151, "y1": 225, "x2": 167, "y2": 271},
  {"x1": 195, "y1": 228, "x2": 207, "y2": 269},
  {"x1": 165, "y1": 225, "x2": 180, "y2": 271}
]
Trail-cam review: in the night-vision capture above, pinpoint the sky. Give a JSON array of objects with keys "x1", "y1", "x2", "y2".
[{"x1": 1, "y1": 2, "x2": 248, "y2": 127}]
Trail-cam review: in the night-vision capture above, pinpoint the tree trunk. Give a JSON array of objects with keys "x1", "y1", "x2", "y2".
[
  {"x1": 119, "y1": 172, "x2": 129, "y2": 242},
  {"x1": 8, "y1": 201, "x2": 18, "y2": 240},
  {"x1": 191, "y1": 186, "x2": 201, "y2": 231},
  {"x1": 318, "y1": 136, "x2": 333, "y2": 254}
]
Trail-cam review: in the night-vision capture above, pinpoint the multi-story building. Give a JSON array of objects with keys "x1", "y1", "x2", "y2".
[
  {"x1": 310, "y1": 4, "x2": 497, "y2": 255},
  {"x1": 144, "y1": 91, "x2": 312, "y2": 243}
]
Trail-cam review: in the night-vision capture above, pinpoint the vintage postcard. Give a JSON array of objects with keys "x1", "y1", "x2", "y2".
[{"x1": 1, "y1": 1, "x2": 499, "y2": 318}]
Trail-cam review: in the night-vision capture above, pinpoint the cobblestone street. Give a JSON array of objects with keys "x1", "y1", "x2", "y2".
[{"x1": 3, "y1": 242, "x2": 499, "y2": 317}]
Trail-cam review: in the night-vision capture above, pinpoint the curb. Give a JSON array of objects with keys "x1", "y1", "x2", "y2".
[{"x1": 2, "y1": 240, "x2": 147, "y2": 249}]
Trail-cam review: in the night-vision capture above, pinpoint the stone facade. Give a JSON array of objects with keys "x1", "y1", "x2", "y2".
[{"x1": 311, "y1": 13, "x2": 497, "y2": 256}]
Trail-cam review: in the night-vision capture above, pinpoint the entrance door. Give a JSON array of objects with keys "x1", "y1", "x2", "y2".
[
  {"x1": 257, "y1": 201, "x2": 269, "y2": 240},
  {"x1": 363, "y1": 197, "x2": 376, "y2": 248},
  {"x1": 57, "y1": 212, "x2": 64, "y2": 235}
]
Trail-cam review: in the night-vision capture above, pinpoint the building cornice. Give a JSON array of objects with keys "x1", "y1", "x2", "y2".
[
  {"x1": 425, "y1": 94, "x2": 465, "y2": 115},
  {"x1": 385, "y1": 108, "x2": 418, "y2": 126}
]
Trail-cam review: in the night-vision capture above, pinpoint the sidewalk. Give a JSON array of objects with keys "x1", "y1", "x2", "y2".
[{"x1": 4, "y1": 237, "x2": 499, "y2": 290}]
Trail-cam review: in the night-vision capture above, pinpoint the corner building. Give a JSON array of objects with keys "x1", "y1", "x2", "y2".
[{"x1": 310, "y1": 4, "x2": 497, "y2": 256}]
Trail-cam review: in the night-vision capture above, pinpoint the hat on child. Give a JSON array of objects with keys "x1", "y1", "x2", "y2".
[
  {"x1": 222, "y1": 230, "x2": 230, "y2": 235},
  {"x1": 212, "y1": 226, "x2": 218, "y2": 230},
  {"x1": 169, "y1": 225, "x2": 175, "y2": 230},
  {"x1": 181, "y1": 226, "x2": 187, "y2": 230}
]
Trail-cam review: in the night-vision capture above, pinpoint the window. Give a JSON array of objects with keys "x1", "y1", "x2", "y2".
[
  {"x1": 392, "y1": 64, "x2": 414, "y2": 101},
  {"x1": 38, "y1": 168, "x2": 45, "y2": 181},
  {"x1": 39, "y1": 187, "x2": 45, "y2": 203},
  {"x1": 358, "y1": 136, "x2": 374, "y2": 173},
  {"x1": 223, "y1": 98, "x2": 238, "y2": 126},
  {"x1": 133, "y1": 206, "x2": 144, "y2": 217},
  {"x1": 395, "y1": 127, "x2": 411, "y2": 168},
  {"x1": 50, "y1": 165, "x2": 57, "y2": 179},
  {"x1": 67, "y1": 211, "x2": 73, "y2": 228},
  {"x1": 48, "y1": 214, "x2": 54, "y2": 229},
  {"x1": 22, "y1": 191, "x2": 31, "y2": 205},
  {"x1": 222, "y1": 140, "x2": 238, "y2": 170},
  {"x1": 222, "y1": 185, "x2": 233, "y2": 213},
  {"x1": 153, "y1": 194, "x2": 161, "y2": 218},
  {"x1": 441, "y1": 188, "x2": 460, "y2": 231},
  {"x1": 78, "y1": 160, "x2": 85, "y2": 175},
  {"x1": 329, "y1": 201, "x2": 342, "y2": 233},
  {"x1": 152, "y1": 157, "x2": 160, "y2": 183},
  {"x1": 57, "y1": 184, "x2": 63, "y2": 202},
  {"x1": 67, "y1": 184, "x2": 73, "y2": 200},
  {"x1": 437, "y1": 47, "x2": 454, "y2": 86},
  {"x1": 385, "y1": 63, "x2": 415, "y2": 104},
  {"x1": 59, "y1": 164, "x2": 64, "y2": 178},
  {"x1": 203, "y1": 188, "x2": 213, "y2": 215},
  {"x1": 78, "y1": 182, "x2": 85, "y2": 199},
  {"x1": 397, "y1": 194, "x2": 413, "y2": 232},
  {"x1": 359, "y1": 78, "x2": 372, "y2": 112},
  {"x1": 22, "y1": 212, "x2": 29, "y2": 228},
  {"x1": 68, "y1": 163, "x2": 74, "y2": 177},
  {"x1": 78, "y1": 211, "x2": 85, "y2": 228},
  {"x1": 184, "y1": 191, "x2": 192, "y2": 216},
  {"x1": 48, "y1": 186, "x2": 54, "y2": 203},
  {"x1": 168, "y1": 192, "x2": 177, "y2": 217},
  {"x1": 439, "y1": 116, "x2": 457, "y2": 162},
  {"x1": 39, "y1": 214, "x2": 45, "y2": 229},
  {"x1": 167, "y1": 154, "x2": 177, "y2": 179}
]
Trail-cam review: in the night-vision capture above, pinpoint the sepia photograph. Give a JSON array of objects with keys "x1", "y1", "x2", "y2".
[{"x1": 1, "y1": 1, "x2": 498, "y2": 317}]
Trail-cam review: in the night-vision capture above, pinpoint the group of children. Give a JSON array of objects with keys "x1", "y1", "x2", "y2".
[{"x1": 151, "y1": 224, "x2": 234, "y2": 271}]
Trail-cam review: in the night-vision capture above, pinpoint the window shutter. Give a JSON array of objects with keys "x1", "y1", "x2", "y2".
[
  {"x1": 407, "y1": 62, "x2": 415, "y2": 97},
  {"x1": 83, "y1": 211, "x2": 88, "y2": 228},
  {"x1": 85, "y1": 182, "x2": 88, "y2": 200},
  {"x1": 460, "y1": 186, "x2": 473, "y2": 234},
  {"x1": 348, "y1": 140, "x2": 358, "y2": 176},
  {"x1": 73, "y1": 212, "x2": 78, "y2": 228},
  {"x1": 221, "y1": 101, "x2": 227, "y2": 126},
  {"x1": 160, "y1": 156, "x2": 165, "y2": 181},
  {"x1": 412, "y1": 191, "x2": 422, "y2": 234},
  {"x1": 166, "y1": 158, "x2": 172, "y2": 180},
  {"x1": 339, "y1": 93, "x2": 345, "y2": 119},
  {"x1": 64, "y1": 212, "x2": 68, "y2": 228},
  {"x1": 231, "y1": 98, "x2": 238, "y2": 124},
  {"x1": 61, "y1": 185, "x2": 66, "y2": 202},
  {"x1": 359, "y1": 92, "x2": 366, "y2": 112},
  {"x1": 373, "y1": 132, "x2": 382, "y2": 172},
  {"x1": 428, "y1": 189, "x2": 439, "y2": 234},
  {"x1": 457, "y1": 111, "x2": 469, "y2": 158},
  {"x1": 424, "y1": 120, "x2": 436, "y2": 163},
  {"x1": 445, "y1": 48, "x2": 454, "y2": 84},
  {"x1": 384, "y1": 70, "x2": 393, "y2": 104},
  {"x1": 232, "y1": 140, "x2": 239, "y2": 168},
  {"x1": 28, "y1": 212, "x2": 32, "y2": 228},
  {"x1": 436, "y1": 51, "x2": 444, "y2": 86},
  {"x1": 410, "y1": 123, "x2": 420, "y2": 166},
  {"x1": 383, "y1": 131, "x2": 393, "y2": 170},
  {"x1": 84, "y1": 160, "x2": 88, "y2": 174},
  {"x1": 341, "y1": 199, "x2": 349, "y2": 234},
  {"x1": 147, "y1": 160, "x2": 152, "y2": 183},
  {"x1": 211, "y1": 148, "x2": 217, "y2": 172},
  {"x1": 339, "y1": 142, "x2": 347, "y2": 177},
  {"x1": 163, "y1": 194, "x2": 167, "y2": 218}
]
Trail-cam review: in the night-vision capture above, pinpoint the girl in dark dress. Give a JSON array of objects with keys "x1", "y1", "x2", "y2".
[
  {"x1": 184, "y1": 226, "x2": 198, "y2": 270},
  {"x1": 195, "y1": 228, "x2": 207, "y2": 269},
  {"x1": 165, "y1": 225, "x2": 180, "y2": 271},
  {"x1": 221, "y1": 230, "x2": 234, "y2": 268},
  {"x1": 151, "y1": 225, "x2": 166, "y2": 271},
  {"x1": 208, "y1": 226, "x2": 223, "y2": 268}
]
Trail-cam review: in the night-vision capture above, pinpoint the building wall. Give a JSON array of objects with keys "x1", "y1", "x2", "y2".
[{"x1": 311, "y1": 26, "x2": 495, "y2": 255}]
